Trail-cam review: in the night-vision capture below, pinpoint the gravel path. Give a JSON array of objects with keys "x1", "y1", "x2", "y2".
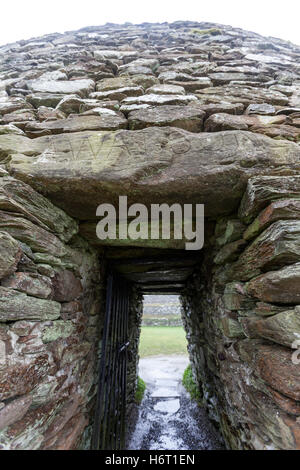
[{"x1": 127, "y1": 355, "x2": 225, "y2": 450}]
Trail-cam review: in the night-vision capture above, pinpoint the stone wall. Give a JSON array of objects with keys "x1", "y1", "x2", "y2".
[
  {"x1": 0, "y1": 20, "x2": 300, "y2": 450},
  {"x1": 142, "y1": 295, "x2": 182, "y2": 326},
  {"x1": 181, "y1": 176, "x2": 300, "y2": 450},
  {"x1": 0, "y1": 175, "x2": 104, "y2": 450}
]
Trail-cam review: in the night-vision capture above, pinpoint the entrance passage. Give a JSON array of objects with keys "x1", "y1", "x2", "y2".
[
  {"x1": 92, "y1": 274, "x2": 131, "y2": 450},
  {"x1": 127, "y1": 295, "x2": 224, "y2": 450},
  {"x1": 128, "y1": 356, "x2": 224, "y2": 450},
  {"x1": 92, "y1": 249, "x2": 202, "y2": 451},
  {"x1": 140, "y1": 294, "x2": 186, "y2": 356}
]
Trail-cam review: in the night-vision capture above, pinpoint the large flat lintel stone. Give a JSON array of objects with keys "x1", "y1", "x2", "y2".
[{"x1": 1, "y1": 128, "x2": 299, "y2": 220}]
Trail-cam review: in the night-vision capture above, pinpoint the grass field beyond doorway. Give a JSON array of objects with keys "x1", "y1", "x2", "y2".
[{"x1": 139, "y1": 326, "x2": 188, "y2": 358}]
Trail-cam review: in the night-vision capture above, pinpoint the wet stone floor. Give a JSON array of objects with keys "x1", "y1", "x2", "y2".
[{"x1": 127, "y1": 355, "x2": 225, "y2": 450}]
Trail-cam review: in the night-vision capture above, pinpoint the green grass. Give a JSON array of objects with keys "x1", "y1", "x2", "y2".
[
  {"x1": 139, "y1": 326, "x2": 188, "y2": 358},
  {"x1": 135, "y1": 376, "x2": 146, "y2": 404},
  {"x1": 182, "y1": 365, "x2": 202, "y2": 405}
]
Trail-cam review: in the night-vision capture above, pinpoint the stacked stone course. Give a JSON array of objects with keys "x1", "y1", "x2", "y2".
[
  {"x1": 181, "y1": 175, "x2": 300, "y2": 450},
  {"x1": 0, "y1": 176, "x2": 104, "y2": 449}
]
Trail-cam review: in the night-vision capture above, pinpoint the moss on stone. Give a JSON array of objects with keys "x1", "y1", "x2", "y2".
[
  {"x1": 190, "y1": 28, "x2": 222, "y2": 36},
  {"x1": 42, "y1": 320, "x2": 75, "y2": 343},
  {"x1": 135, "y1": 376, "x2": 146, "y2": 404},
  {"x1": 243, "y1": 217, "x2": 261, "y2": 241},
  {"x1": 182, "y1": 364, "x2": 202, "y2": 404}
]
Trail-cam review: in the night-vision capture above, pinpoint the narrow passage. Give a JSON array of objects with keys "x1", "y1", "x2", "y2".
[{"x1": 127, "y1": 355, "x2": 224, "y2": 450}]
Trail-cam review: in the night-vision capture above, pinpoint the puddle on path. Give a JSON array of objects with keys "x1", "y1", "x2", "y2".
[{"x1": 127, "y1": 355, "x2": 225, "y2": 450}]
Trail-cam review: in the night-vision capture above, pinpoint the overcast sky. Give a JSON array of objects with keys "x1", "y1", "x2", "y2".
[{"x1": 1, "y1": 0, "x2": 300, "y2": 47}]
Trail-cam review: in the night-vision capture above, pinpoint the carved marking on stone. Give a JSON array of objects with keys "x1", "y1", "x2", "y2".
[
  {"x1": 67, "y1": 135, "x2": 90, "y2": 161},
  {"x1": 87, "y1": 136, "x2": 103, "y2": 160},
  {"x1": 168, "y1": 130, "x2": 191, "y2": 154},
  {"x1": 39, "y1": 136, "x2": 60, "y2": 161}
]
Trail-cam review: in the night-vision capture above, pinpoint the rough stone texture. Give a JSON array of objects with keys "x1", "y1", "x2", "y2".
[
  {"x1": 203, "y1": 113, "x2": 300, "y2": 141},
  {"x1": 240, "y1": 307, "x2": 300, "y2": 347},
  {"x1": 122, "y1": 93, "x2": 198, "y2": 106},
  {"x1": 246, "y1": 263, "x2": 300, "y2": 304},
  {"x1": 196, "y1": 85, "x2": 290, "y2": 107},
  {"x1": 0, "y1": 231, "x2": 22, "y2": 279},
  {"x1": 0, "y1": 20, "x2": 300, "y2": 451},
  {"x1": 0, "y1": 395, "x2": 32, "y2": 431},
  {"x1": 25, "y1": 114, "x2": 128, "y2": 136},
  {"x1": 146, "y1": 84, "x2": 186, "y2": 95},
  {"x1": 0, "y1": 184, "x2": 103, "y2": 449},
  {"x1": 231, "y1": 220, "x2": 300, "y2": 280},
  {"x1": 244, "y1": 199, "x2": 300, "y2": 241},
  {"x1": 91, "y1": 86, "x2": 144, "y2": 101},
  {"x1": 52, "y1": 270, "x2": 83, "y2": 302},
  {"x1": 0, "y1": 176, "x2": 78, "y2": 242},
  {"x1": 181, "y1": 179, "x2": 300, "y2": 449},
  {"x1": 238, "y1": 340, "x2": 300, "y2": 402},
  {"x1": 27, "y1": 79, "x2": 95, "y2": 97},
  {"x1": 181, "y1": 252, "x2": 300, "y2": 449},
  {"x1": 204, "y1": 113, "x2": 286, "y2": 131},
  {"x1": 0, "y1": 286, "x2": 61, "y2": 321},
  {"x1": 239, "y1": 176, "x2": 300, "y2": 223},
  {"x1": 3, "y1": 129, "x2": 300, "y2": 222},
  {"x1": 128, "y1": 105, "x2": 205, "y2": 132},
  {"x1": 1, "y1": 272, "x2": 53, "y2": 299}
]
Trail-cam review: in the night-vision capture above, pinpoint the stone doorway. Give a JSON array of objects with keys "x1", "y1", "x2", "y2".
[
  {"x1": 125, "y1": 294, "x2": 224, "y2": 451},
  {"x1": 1, "y1": 175, "x2": 300, "y2": 450},
  {"x1": 1, "y1": 18, "x2": 300, "y2": 451}
]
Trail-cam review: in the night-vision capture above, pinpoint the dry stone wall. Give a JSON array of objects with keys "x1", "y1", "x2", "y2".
[
  {"x1": 1, "y1": 21, "x2": 300, "y2": 230},
  {"x1": 0, "y1": 175, "x2": 104, "y2": 450},
  {"x1": 181, "y1": 176, "x2": 300, "y2": 450}
]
